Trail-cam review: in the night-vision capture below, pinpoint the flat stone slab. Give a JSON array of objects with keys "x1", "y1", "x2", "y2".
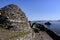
[
  {"x1": 33, "y1": 31, "x2": 53, "y2": 40},
  {"x1": 39, "y1": 31, "x2": 53, "y2": 40}
]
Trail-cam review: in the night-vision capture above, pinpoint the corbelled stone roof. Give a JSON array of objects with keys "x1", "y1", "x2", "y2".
[{"x1": 0, "y1": 4, "x2": 30, "y2": 32}]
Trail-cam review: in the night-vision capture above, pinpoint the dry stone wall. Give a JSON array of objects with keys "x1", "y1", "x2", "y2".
[{"x1": 0, "y1": 4, "x2": 30, "y2": 32}]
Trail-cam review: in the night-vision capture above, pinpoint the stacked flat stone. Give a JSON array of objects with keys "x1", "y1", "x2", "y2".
[{"x1": 0, "y1": 4, "x2": 30, "y2": 32}]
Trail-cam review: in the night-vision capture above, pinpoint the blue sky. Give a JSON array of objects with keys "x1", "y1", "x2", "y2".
[{"x1": 0, "y1": 0, "x2": 60, "y2": 21}]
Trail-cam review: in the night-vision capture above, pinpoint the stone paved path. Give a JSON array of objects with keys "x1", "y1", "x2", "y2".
[{"x1": 34, "y1": 31, "x2": 53, "y2": 40}]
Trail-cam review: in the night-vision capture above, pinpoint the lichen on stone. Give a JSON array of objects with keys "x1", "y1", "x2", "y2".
[{"x1": 0, "y1": 4, "x2": 30, "y2": 32}]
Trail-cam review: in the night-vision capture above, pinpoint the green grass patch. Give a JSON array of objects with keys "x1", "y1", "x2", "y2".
[
  {"x1": 9, "y1": 31, "x2": 29, "y2": 39},
  {"x1": 0, "y1": 27, "x2": 30, "y2": 39}
]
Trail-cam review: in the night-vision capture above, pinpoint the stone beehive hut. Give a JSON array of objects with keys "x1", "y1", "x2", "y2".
[{"x1": 0, "y1": 4, "x2": 30, "y2": 32}]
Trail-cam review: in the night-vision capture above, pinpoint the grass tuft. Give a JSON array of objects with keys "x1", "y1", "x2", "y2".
[{"x1": 0, "y1": 27, "x2": 30, "y2": 39}]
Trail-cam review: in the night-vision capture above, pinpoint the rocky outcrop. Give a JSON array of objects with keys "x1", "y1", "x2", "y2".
[{"x1": 0, "y1": 4, "x2": 30, "y2": 32}]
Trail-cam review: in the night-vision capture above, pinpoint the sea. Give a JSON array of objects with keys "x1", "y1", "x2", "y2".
[{"x1": 33, "y1": 21, "x2": 60, "y2": 35}]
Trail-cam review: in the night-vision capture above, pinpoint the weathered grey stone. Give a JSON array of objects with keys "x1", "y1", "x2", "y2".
[{"x1": 0, "y1": 4, "x2": 30, "y2": 32}]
